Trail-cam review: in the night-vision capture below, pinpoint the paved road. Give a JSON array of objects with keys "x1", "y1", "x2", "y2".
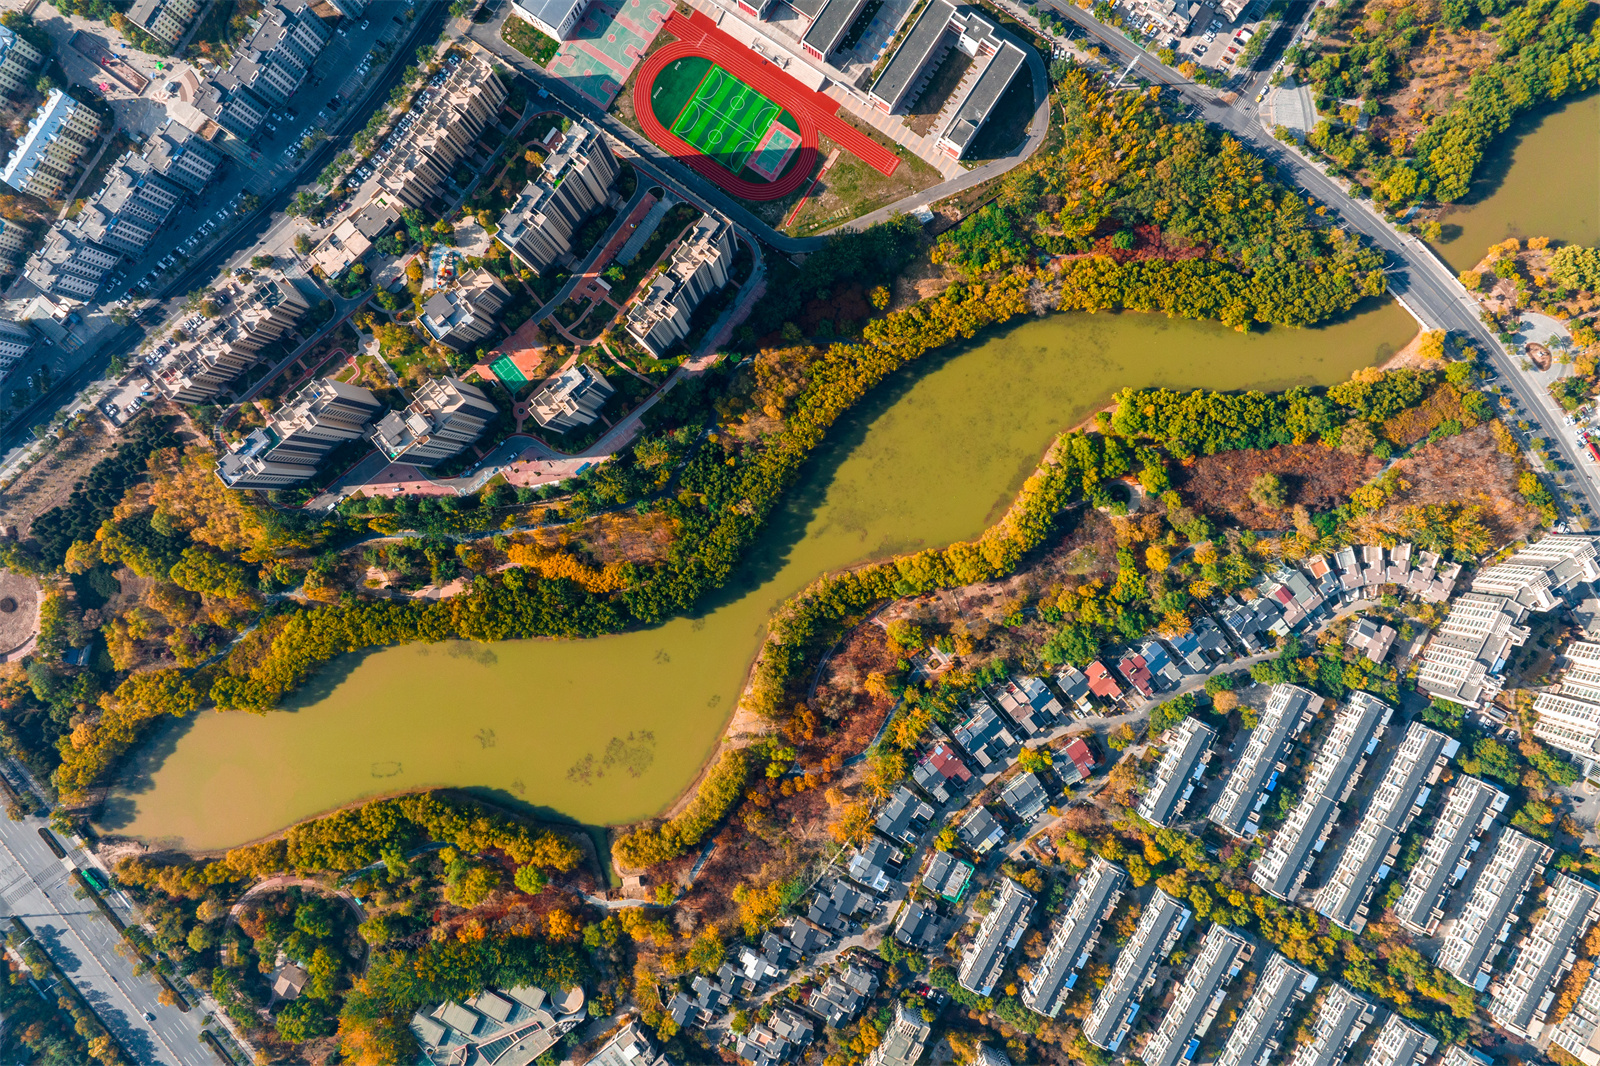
[
  {"x1": 0, "y1": 811, "x2": 212, "y2": 1065},
  {"x1": 1043, "y1": 1, "x2": 1600, "y2": 523}
]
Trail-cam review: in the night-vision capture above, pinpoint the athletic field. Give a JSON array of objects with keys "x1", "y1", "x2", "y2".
[{"x1": 660, "y1": 61, "x2": 789, "y2": 176}]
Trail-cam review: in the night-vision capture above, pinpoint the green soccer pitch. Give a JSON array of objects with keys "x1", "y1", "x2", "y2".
[{"x1": 668, "y1": 63, "x2": 783, "y2": 175}]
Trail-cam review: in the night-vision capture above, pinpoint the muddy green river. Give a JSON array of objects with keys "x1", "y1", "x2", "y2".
[
  {"x1": 103, "y1": 299, "x2": 1415, "y2": 851},
  {"x1": 1431, "y1": 90, "x2": 1600, "y2": 273}
]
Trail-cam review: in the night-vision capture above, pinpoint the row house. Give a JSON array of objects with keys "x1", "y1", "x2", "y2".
[
  {"x1": 1393, "y1": 774, "x2": 1509, "y2": 936},
  {"x1": 1553, "y1": 959, "x2": 1600, "y2": 1065},
  {"x1": 1140, "y1": 924, "x2": 1252, "y2": 1066},
  {"x1": 1137, "y1": 717, "x2": 1216, "y2": 827},
  {"x1": 1368, "y1": 1015, "x2": 1439, "y2": 1066},
  {"x1": 1083, "y1": 888, "x2": 1191, "y2": 1051},
  {"x1": 1534, "y1": 640, "x2": 1600, "y2": 762},
  {"x1": 1208, "y1": 684, "x2": 1317, "y2": 838},
  {"x1": 1253, "y1": 691, "x2": 1391, "y2": 901},
  {"x1": 1314, "y1": 721, "x2": 1456, "y2": 931},
  {"x1": 1487, "y1": 873, "x2": 1600, "y2": 1037},
  {"x1": 1022, "y1": 858, "x2": 1127, "y2": 1019},
  {"x1": 1286, "y1": 984, "x2": 1378, "y2": 1066},
  {"x1": 1215, "y1": 952, "x2": 1316, "y2": 1066},
  {"x1": 956, "y1": 878, "x2": 1034, "y2": 997},
  {"x1": 1436, "y1": 827, "x2": 1554, "y2": 990}
]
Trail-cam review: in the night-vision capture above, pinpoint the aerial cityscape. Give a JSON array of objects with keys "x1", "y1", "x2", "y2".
[{"x1": 0, "y1": 0, "x2": 1593, "y2": 1064}]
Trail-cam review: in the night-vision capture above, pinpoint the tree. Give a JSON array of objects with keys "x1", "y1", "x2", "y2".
[
  {"x1": 1107, "y1": 723, "x2": 1136, "y2": 751},
  {"x1": 251, "y1": 255, "x2": 276, "y2": 269},
  {"x1": 1248, "y1": 472, "x2": 1288, "y2": 510},
  {"x1": 1017, "y1": 746, "x2": 1053, "y2": 773},
  {"x1": 293, "y1": 233, "x2": 313, "y2": 255},
  {"x1": 513, "y1": 864, "x2": 548, "y2": 894}
]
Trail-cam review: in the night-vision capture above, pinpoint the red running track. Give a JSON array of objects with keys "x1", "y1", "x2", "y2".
[{"x1": 633, "y1": 10, "x2": 900, "y2": 202}]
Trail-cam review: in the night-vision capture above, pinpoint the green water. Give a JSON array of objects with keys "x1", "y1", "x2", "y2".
[
  {"x1": 102, "y1": 300, "x2": 1416, "y2": 852},
  {"x1": 1431, "y1": 91, "x2": 1600, "y2": 273}
]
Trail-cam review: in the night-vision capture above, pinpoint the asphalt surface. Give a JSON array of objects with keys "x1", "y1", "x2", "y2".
[{"x1": 0, "y1": 807, "x2": 214, "y2": 1066}]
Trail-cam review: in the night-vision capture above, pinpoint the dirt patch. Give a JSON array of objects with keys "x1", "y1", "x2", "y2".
[
  {"x1": 1177, "y1": 444, "x2": 1383, "y2": 528},
  {"x1": 0, "y1": 418, "x2": 120, "y2": 537},
  {"x1": 526, "y1": 510, "x2": 678, "y2": 565},
  {"x1": 1384, "y1": 422, "x2": 1542, "y2": 542},
  {"x1": 0, "y1": 571, "x2": 39, "y2": 658}
]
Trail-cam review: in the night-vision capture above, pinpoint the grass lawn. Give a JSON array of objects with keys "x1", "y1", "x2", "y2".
[
  {"x1": 502, "y1": 15, "x2": 560, "y2": 66},
  {"x1": 784, "y1": 121, "x2": 944, "y2": 237}
]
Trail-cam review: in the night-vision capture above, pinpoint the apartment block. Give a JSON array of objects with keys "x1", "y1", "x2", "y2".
[
  {"x1": 1436, "y1": 828, "x2": 1554, "y2": 989},
  {"x1": 152, "y1": 279, "x2": 310, "y2": 402},
  {"x1": 1394, "y1": 774, "x2": 1509, "y2": 936},
  {"x1": 1488, "y1": 873, "x2": 1600, "y2": 1036},
  {"x1": 376, "y1": 54, "x2": 507, "y2": 209},
  {"x1": 1215, "y1": 952, "x2": 1316, "y2": 1066},
  {"x1": 1367, "y1": 1015, "x2": 1439, "y2": 1066},
  {"x1": 1314, "y1": 721, "x2": 1456, "y2": 931},
  {"x1": 957, "y1": 878, "x2": 1034, "y2": 998},
  {"x1": 1, "y1": 89, "x2": 104, "y2": 199},
  {"x1": 126, "y1": 0, "x2": 204, "y2": 45},
  {"x1": 864, "y1": 1001, "x2": 933, "y2": 1066},
  {"x1": 144, "y1": 119, "x2": 222, "y2": 194},
  {"x1": 23, "y1": 224, "x2": 119, "y2": 300},
  {"x1": 75, "y1": 152, "x2": 183, "y2": 257},
  {"x1": 1140, "y1": 924, "x2": 1252, "y2": 1066},
  {"x1": 194, "y1": 71, "x2": 271, "y2": 140},
  {"x1": 626, "y1": 214, "x2": 736, "y2": 358},
  {"x1": 1208, "y1": 684, "x2": 1317, "y2": 838},
  {"x1": 1137, "y1": 716, "x2": 1216, "y2": 826},
  {"x1": 419, "y1": 269, "x2": 509, "y2": 351},
  {"x1": 497, "y1": 119, "x2": 618, "y2": 272},
  {"x1": 1472, "y1": 534, "x2": 1600, "y2": 611},
  {"x1": 227, "y1": 0, "x2": 330, "y2": 108},
  {"x1": 1254, "y1": 691, "x2": 1391, "y2": 901},
  {"x1": 1022, "y1": 857, "x2": 1126, "y2": 1019},
  {"x1": 528, "y1": 364, "x2": 613, "y2": 432},
  {"x1": 217, "y1": 378, "x2": 385, "y2": 489},
  {"x1": 1416, "y1": 592, "x2": 1531, "y2": 707},
  {"x1": 0, "y1": 218, "x2": 29, "y2": 274},
  {"x1": 369, "y1": 376, "x2": 498, "y2": 466},
  {"x1": 1083, "y1": 889, "x2": 1191, "y2": 1051},
  {"x1": 0, "y1": 24, "x2": 45, "y2": 97},
  {"x1": 1287, "y1": 983, "x2": 1378, "y2": 1066},
  {"x1": 1553, "y1": 962, "x2": 1600, "y2": 1065},
  {"x1": 1534, "y1": 641, "x2": 1600, "y2": 760},
  {"x1": 0, "y1": 318, "x2": 34, "y2": 376}
]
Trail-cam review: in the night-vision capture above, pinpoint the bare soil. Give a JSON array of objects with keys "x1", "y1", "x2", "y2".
[
  {"x1": 0, "y1": 418, "x2": 119, "y2": 537},
  {"x1": 1177, "y1": 444, "x2": 1383, "y2": 529},
  {"x1": 1383, "y1": 422, "x2": 1542, "y2": 542}
]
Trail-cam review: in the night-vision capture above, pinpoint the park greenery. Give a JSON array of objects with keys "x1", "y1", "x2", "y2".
[{"x1": 1292, "y1": 0, "x2": 1599, "y2": 207}]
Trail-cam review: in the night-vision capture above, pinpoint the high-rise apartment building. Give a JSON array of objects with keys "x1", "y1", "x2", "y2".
[
  {"x1": 23, "y1": 223, "x2": 119, "y2": 300},
  {"x1": 0, "y1": 218, "x2": 31, "y2": 275},
  {"x1": 0, "y1": 89, "x2": 104, "y2": 199},
  {"x1": 957, "y1": 878, "x2": 1034, "y2": 998},
  {"x1": 75, "y1": 152, "x2": 184, "y2": 257},
  {"x1": 0, "y1": 24, "x2": 45, "y2": 98},
  {"x1": 626, "y1": 214, "x2": 737, "y2": 357},
  {"x1": 1215, "y1": 952, "x2": 1315, "y2": 1066},
  {"x1": 153, "y1": 280, "x2": 310, "y2": 402},
  {"x1": 1022, "y1": 858, "x2": 1125, "y2": 1019},
  {"x1": 528, "y1": 364, "x2": 613, "y2": 432},
  {"x1": 144, "y1": 119, "x2": 222, "y2": 194},
  {"x1": 375, "y1": 54, "x2": 507, "y2": 209},
  {"x1": 497, "y1": 120, "x2": 618, "y2": 273},
  {"x1": 1141, "y1": 924, "x2": 1252, "y2": 1066},
  {"x1": 217, "y1": 378, "x2": 385, "y2": 489},
  {"x1": 369, "y1": 376, "x2": 498, "y2": 466},
  {"x1": 0, "y1": 318, "x2": 35, "y2": 376},
  {"x1": 1393, "y1": 774, "x2": 1509, "y2": 936},
  {"x1": 419, "y1": 269, "x2": 509, "y2": 351},
  {"x1": 125, "y1": 0, "x2": 204, "y2": 45}
]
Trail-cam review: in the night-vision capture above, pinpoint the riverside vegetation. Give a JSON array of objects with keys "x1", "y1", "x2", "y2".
[{"x1": 0, "y1": 62, "x2": 1528, "y2": 1064}]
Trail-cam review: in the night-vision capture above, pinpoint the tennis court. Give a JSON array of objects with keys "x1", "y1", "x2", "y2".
[{"x1": 668, "y1": 64, "x2": 783, "y2": 175}]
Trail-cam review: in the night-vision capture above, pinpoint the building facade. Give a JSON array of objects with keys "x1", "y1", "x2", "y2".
[
  {"x1": 126, "y1": 0, "x2": 204, "y2": 45},
  {"x1": 626, "y1": 213, "x2": 736, "y2": 358},
  {"x1": 0, "y1": 25, "x2": 45, "y2": 98},
  {"x1": 369, "y1": 376, "x2": 498, "y2": 466},
  {"x1": 1, "y1": 89, "x2": 104, "y2": 199},
  {"x1": 497, "y1": 120, "x2": 618, "y2": 272},
  {"x1": 419, "y1": 269, "x2": 509, "y2": 351},
  {"x1": 217, "y1": 378, "x2": 385, "y2": 488}
]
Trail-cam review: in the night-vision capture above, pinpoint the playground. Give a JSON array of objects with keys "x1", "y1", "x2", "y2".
[{"x1": 633, "y1": 11, "x2": 900, "y2": 202}]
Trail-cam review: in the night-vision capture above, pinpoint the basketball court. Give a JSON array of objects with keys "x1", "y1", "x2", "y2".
[{"x1": 546, "y1": 0, "x2": 674, "y2": 108}]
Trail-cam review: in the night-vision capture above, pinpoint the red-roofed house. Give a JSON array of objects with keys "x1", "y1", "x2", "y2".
[
  {"x1": 1085, "y1": 661, "x2": 1122, "y2": 701},
  {"x1": 1116, "y1": 653, "x2": 1155, "y2": 700},
  {"x1": 1057, "y1": 736, "x2": 1097, "y2": 784}
]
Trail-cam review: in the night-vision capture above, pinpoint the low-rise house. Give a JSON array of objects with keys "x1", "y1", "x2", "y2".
[
  {"x1": 1083, "y1": 888, "x2": 1191, "y2": 1051},
  {"x1": 1215, "y1": 953, "x2": 1315, "y2": 1066},
  {"x1": 692, "y1": 973, "x2": 729, "y2": 1017},
  {"x1": 847, "y1": 839, "x2": 904, "y2": 895},
  {"x1": 1393, "y1": 774, "x2": 1509, "y2": 935},
  {"x1": 1553, "y1": 961, "x2": 1600, "y2": 1065},
  {"x1": 737, "y1": 944, "x2": 785, "y2": 986},
  {"x1": 1053, "y1": 735, "x2": 1098, "y2": 786},
  {"x1": 810, "y1": 964, "x2": 878, "y2": 1027},
  {"x1": 1314, "y1": 721, "x2": 1456, "y2": 931},
  {"x1": 409, "y1": 985, "x2": 584, "y2": 1065},
  {"x1": 956, "y1": 806, "x2": 1005, "y2": 853},
  {"x1": 1054, "y1": 666, "x2": 1094, "y2": 715},
  {"x1": 1216, "y1": 592, "x2": 1282, "y2": 651},
  {"x1": 1262, "y1": 566, "x2": 1328, "y2": 633},
  {"x1": 1022, "y1": 857, "x2": 1126, "y2": 1019},
  {"x1": 1254, "y1": 691, "x2": 1392, "y2": 901},
  {"x1": 912, "y1": 742, "x2": 973, "y2": 804},
  {"x1": 1406, "y1": 548, "x2": 1461, "y2": 602},
  {"x1": 587, "y1": 1021, "x2": 674, "y2": 1066},
  {"x1": 1001, "y1": 771, "x2": 1049, "y2": 821},
  {"x1": 1488, "y1": 873, "x2": 1600, "y2": 1036},
  {"x1": 1137, "y1": 717, "x2": 1216, "y2": 826},
  {"x1": 1208, "y1": 684, "x2": 1317, "y2": 839},
  {"x1": 957, "y1": 878, "x2": 1035, "y2": 997},
  {"x1": 1167, "y1": 620, "x2": 1230, "y2": 675},
  {"x1": 1141, "y1": 924, "x2": 1252, "y2": 1066},
  {"x1": 1116, "y1": 651, "x2": 1156, "y2": 700},
  {"x1": 894, "y1": 899, "x2": 947, "y2": 950},
  {"x1": 990, "y1": 676, "x2": 1060, "y2": 735},
  {"x1": 1367, "y1": 1015, "x2": 1439, "y2": 1066},
  {"x1": 922, "y1": 851, "x2": 974, "y2": 903},
  {"x1": 1137, "y1": 639, "x2": 1183, "y2": 688},
  {"x1": 666, "y1": 990, "x2": 698, "y2": 1028},
  {"x1": 875, "y1": 786, "x2": 934, "y2": 847},
  {"x1": 734, "y1": 1006, "x2": 814, "y2": 1065},
  {"x1": 865, "y1": 1002, "x2": 933, "y2": 1066},
  {"x1": 1286, "y1": 983, "x2": 1378, "y2": 1066},
  {"x1": 1085, "y1": 660, "x2": 1123, "y2": 701},
  {"x1": 953, "y1": 699, "x2": 1020, "y2": 769},
  {"x1": 1436, "y1": 827, "x2": 1554, "y2": 989},
  {"x1": 1347, "y1": 616, "x2": 1397, "y2": 663},
  {"x1": 309, "y1": 199, "x2": 400, "y2": 278},
  {"x1": 808, "y1": 878, "x2": 875, "y2": 934},
  {"x1": 783, "y1": 917, "x2": 833, "y2": 956}
]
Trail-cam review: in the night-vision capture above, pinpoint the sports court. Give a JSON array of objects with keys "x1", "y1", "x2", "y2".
[
  {"x1": 545, "y1": 0, "x2": 674, "y2": 109},
  {"x1": 667, "y1": 65, "x2": 787, "y2": 176}
]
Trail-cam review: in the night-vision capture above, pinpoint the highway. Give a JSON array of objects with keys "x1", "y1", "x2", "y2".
[
  {"x1": 1041, "y1": 0, "x2": 1600, "y2": 522},
  {"x1": 0, "y1": 801, "x2": 215, "y2": 1065}
]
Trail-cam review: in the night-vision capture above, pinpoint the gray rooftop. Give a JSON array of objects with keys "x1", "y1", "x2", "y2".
[
  {"x1": 1083, "y1": 889, "x2": 1191, "y2": 1050},
  {"x1": 869, "y1": 0, "x2": 956, "y2": 109},
  {"x1": 1141, "y1": 924, "x2": 1252, "y2": 1066},
  {"x1": 1436, "y1": 827, "x2": 1554, "y2": 987},
  {"x1": 803, "y1": 0, "x2": 870, "y2": 54},
  {"x1": 1287, "y1": 983, "x2": 1378, "y2": 1066},
  {"x1": 939, "y1": 40, "x2": 1026, "y2": 152},
  {"x1": 1137, "y1": 717, "x2": 1216, "y2": 826},
  {"x1": 1216, "y1": 952, "x2": 1314, "y2": 1066},
  {"x1": 1393, "y1": 774, "x2": 1509, "y2": 936},
  {"x1": 1022, "y1": 858, "x2": 1127, "y2": 1019},
  {"x1": 1208, "y1": 684, "x2": 1317, "y2": 837},
  {"x1": 957, "y1": 878, "x2": 1035, "y2": 997}
]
